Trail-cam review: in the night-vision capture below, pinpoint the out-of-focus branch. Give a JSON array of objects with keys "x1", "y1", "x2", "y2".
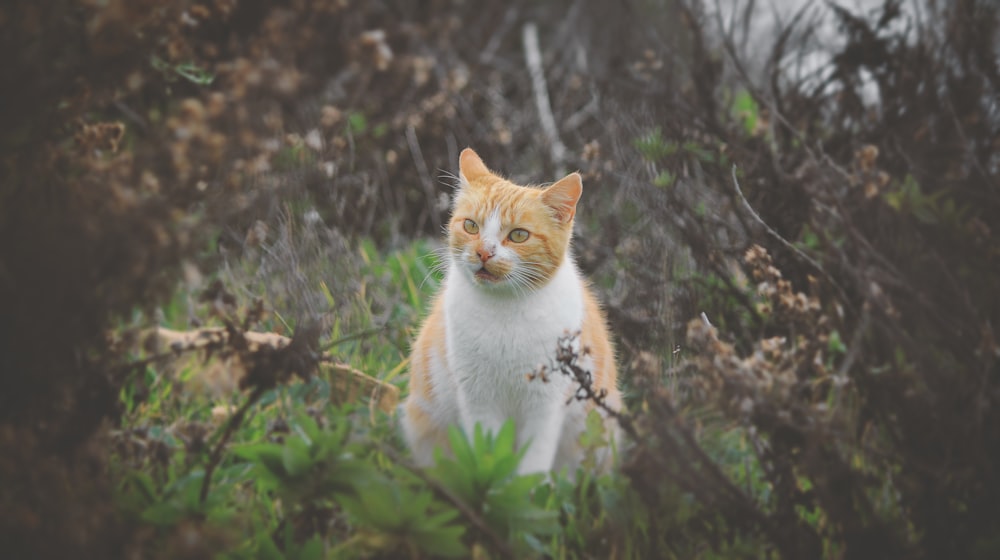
[{"x1": 523, "y1": 22, "x2": 567, "y2": 176}]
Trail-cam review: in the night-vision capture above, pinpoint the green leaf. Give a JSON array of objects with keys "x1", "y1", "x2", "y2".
[
  {"x1": 235, "y1": 444, "x2": 286, "y2": 479},
  {"x1": 293, "y1": 411, "x2": 320, "y2": 444},
  {"x1": 494, "y1": 418, "x2": 516, "y2": 453},
  {"x1": 487, "y1": 453, "x2": 521, "y2": 483},
  {"x1": 125, "y1": 471, "x2": 159, "y2": 507},
  {"x1": 140, "y1": 501, "x2": 185, "y2": 526},
  {"x1": 282, "y1": 437, "x2": 312, "y2": 478},
  {"x1": 341, "y1": 482, "x2": 401, "y2": 527},
  {"x1": 499, "y1": 472, "x2": 546, "y2": 498},
  {"x1": 297, "y1": 535, "x2": 325, "y2": 560},
  {"x1": 580, "y1": 409, "x2": 608, "y2": 450},
  {"x1": 732, "y1": 89, "x2": 760, "y2": 136},
  {"x1": 256, "y1": 533, "x2": 285, "y2": 560},
  {"x1": 653, "y1": 171, "x2": 675, "y2": 188},
  {"x1": 174, "y1": 62, "x2": 215, "y2": 85},
  {"x1": 447, "y1": 425, "x2": 477, "y2": 469},
  {"x1": 828, "y1": 330, "x2": 847, "y2": 356},
  {"x1": 432, "y1": 456, "x2": 475, "y2": 500},
  {"x1": 413, "y1": 524, "x2": 467, "y2": 558},
  {"x1": 150, "y1": 56, "x2": 215, "y2": 85},
  {"x1": 633, "y1": 127, "x2": 678, "y2": 161},
  {"x1": 682, "y1": 141, "x2": 714, "y2": 162},
  {"x1": 347, "y1": 112, "x2": 368, "y2": 135}
]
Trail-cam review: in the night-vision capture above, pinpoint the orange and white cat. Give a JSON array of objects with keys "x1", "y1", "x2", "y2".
[{"x1": 401, "y1": 148, "x2": 622, "y2": 474}]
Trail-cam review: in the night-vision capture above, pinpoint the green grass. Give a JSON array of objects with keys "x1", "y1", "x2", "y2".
[
  {"x1": 112, "y1": 238, "x2": 771, "y2": 558},
  {"x1": 113, "y1": 240, "x2": 450, "y2": 555},
  {"x1": 340, "y1": 238, "x2": 443, "y2": 385},
  {"x1": 110, "y1": 239, "x2": 567, "y2": 557}
]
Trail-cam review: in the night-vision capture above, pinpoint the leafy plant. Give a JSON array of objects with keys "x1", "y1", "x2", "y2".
[
  {"x1": 339, "y1": 482, "x2": 468, "y2": 558},
  {"x1": 634, "y1": 126, "x2": 678, "y2": 161},
  {"x1": 731, "y1": 89, "x2": 761, "y2": 136},
  {"x1": 431, "y1": 422, "x2": 559, "y2": 549},
  {"x1": 234, "y1": 409, "x2": 368, "y2": 504}
]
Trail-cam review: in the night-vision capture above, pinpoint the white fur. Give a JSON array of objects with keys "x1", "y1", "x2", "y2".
[
  {"x1": 408, "y1": 249, "x2": 592, "y2": 474},
  {"x1": 479, "y1": 207, "x2": 504, "y2": 259}
]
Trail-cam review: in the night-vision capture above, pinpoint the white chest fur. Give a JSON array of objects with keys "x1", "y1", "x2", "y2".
[{"x1": 435, "y1": 256, "x2": 585, "y2": 471}]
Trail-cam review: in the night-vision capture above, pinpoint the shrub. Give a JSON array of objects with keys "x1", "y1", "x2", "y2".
[{"x1": 4, "y1": 0, "x2": 999, "y2": 557}]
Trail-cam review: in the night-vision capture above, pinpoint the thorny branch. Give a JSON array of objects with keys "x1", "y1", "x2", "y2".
[
  {"x1": 546, "y1": 329, "x2": 811, "y2": 554},
  {"x1": 547, "y1": 331, "x2": 638, "y2": 440}
]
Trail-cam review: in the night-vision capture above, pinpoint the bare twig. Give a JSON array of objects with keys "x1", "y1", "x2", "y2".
[
  {"x1": 563, "y1": 97, "x2": 599, "y2": 132},
  {"x1": 200, "y1": 384, "x2": 266, "y2": 504},
  {"x1": 730, "y1": 164, "x2": 849, "y2": 304},
  {"x1": 550, "y1": 332, "x2": 638, "y2": 440},
  {"x1": 113, "y1": 100, "x2": 148, "y2": 131},
  {"x1": 144, "y1": 326, "x2": 399, "y2": 413},
  {"x1": 479, "y1": 7, "x2": 519, "y2": 64},
  {"x1": 522, "y1": 22, "x2": 568, "y2": 176},
  {"x1": 835, "y1": 305, "x2": 870, "y2": 381},
  {"x1": 406, "y1": 124, "x2": 441, "y2": 231},
  {"x1": 320, "y1": 325, "x2": 386, "y2": 352}
]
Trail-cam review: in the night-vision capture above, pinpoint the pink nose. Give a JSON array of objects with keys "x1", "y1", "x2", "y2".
[{"x1": 476, "y1": 247, "x2": 493, "y2": 263}]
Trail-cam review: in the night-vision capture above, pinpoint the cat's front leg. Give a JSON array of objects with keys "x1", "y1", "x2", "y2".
[
  {"x1": 456, "y1": 387, "x2": 507, "y2": 440},
  {"x1": 516, "y1": 404, "x2": 566, "y2": 474}
]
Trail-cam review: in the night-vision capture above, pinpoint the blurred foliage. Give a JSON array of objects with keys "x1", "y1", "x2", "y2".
[
  {"x1": 2, "y1": 0, "x2": 999, "y2": 558},
  {"x1": 599, "y1": 0, "x2": 1000, "y2": 558}
]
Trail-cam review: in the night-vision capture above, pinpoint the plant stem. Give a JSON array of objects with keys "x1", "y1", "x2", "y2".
[
  {"x1": 380, "y1": 446, "x2": 516, "y2": 558},
  {"x1": 199, "y1": 385, "x2": 266, "y2": 505}
]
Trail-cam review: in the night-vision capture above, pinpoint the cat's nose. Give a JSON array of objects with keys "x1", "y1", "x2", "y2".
[{"x1": 476, "y1": 247, "x2": 493, "y2": 263}]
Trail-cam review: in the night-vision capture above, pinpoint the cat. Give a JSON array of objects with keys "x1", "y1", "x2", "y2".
[{"x1": 400, "y1": 148, "x2": 622, "y2": 475}]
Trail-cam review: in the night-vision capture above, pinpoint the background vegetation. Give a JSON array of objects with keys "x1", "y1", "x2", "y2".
[{"x1": 2, "y1": 0, "x2": 998, "y2": 557}]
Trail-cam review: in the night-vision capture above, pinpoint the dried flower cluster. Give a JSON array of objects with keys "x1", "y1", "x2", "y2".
[
  {"x1": 687, "y1": 246, "x2": 839, "y2": 420},
  {"x1": 569, "y1": 1, "x2": 1000, "y2": 556},
  {"x1": 3, "y1": 0, "x2": 1000, "y2": 556}
]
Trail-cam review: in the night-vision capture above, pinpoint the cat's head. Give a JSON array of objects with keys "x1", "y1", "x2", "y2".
[{"x1": 447, "y1": 148, "x2": 581, "y2": 293}]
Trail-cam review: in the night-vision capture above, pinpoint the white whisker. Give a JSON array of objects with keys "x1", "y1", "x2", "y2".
[
  {"x1": 418, "y1": 245, "x2": 456, "y2": 291},
  {"x1": 437, "y1": 169, "x2": 462, "y2": 191}
]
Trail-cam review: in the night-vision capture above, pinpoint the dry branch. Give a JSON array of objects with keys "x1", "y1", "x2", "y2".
[
  {"x1": 729, "y1": 165, "x2": 849, "y2": 304},
  {"x1": 523, "y1": 22, "x2": 568, "y2": 176},
  {"x1": 152, "y1": 327, "x2": 399, "y2": 413}
]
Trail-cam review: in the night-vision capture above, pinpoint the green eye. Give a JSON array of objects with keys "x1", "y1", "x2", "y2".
[
  {"x1": 508, "y1": 228, "x2": 530, "y2": 243},
  {"x1": 463, "y1": 219, "x2": 479, "y2": 234}
]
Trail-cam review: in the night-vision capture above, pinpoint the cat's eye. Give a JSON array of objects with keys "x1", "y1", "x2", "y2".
[
  {"x1": 508, "y1": 228, "x2": 530, "y2": 243},
  {"x1": 463, "y1": 219, "x2": 479, "y2": 234}
]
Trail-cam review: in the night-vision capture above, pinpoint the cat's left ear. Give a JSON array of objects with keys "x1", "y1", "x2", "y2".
[
  {"x1": 541, "y1": 172, "x2": 582, "y2": 223},
  {"x1": 459, "y1": 148, "x2": 491, "y2": 184}
]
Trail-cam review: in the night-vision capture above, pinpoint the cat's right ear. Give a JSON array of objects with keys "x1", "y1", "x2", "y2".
[
  {"x1": 542, "y1": 172, "x2": 583, "y2": 223},
  {"x1": 459, "y1": 148, "x2": 491, "y2": 184}
]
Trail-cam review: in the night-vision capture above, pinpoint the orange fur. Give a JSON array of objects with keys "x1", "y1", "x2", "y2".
[{"x1": 401, "y1": 149, "x2": 621, "y2": 473}]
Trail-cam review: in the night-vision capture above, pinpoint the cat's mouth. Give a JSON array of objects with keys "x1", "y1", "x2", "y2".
[{"x1": 474, "y1": 267, "x2": 501, "y2": 282}]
